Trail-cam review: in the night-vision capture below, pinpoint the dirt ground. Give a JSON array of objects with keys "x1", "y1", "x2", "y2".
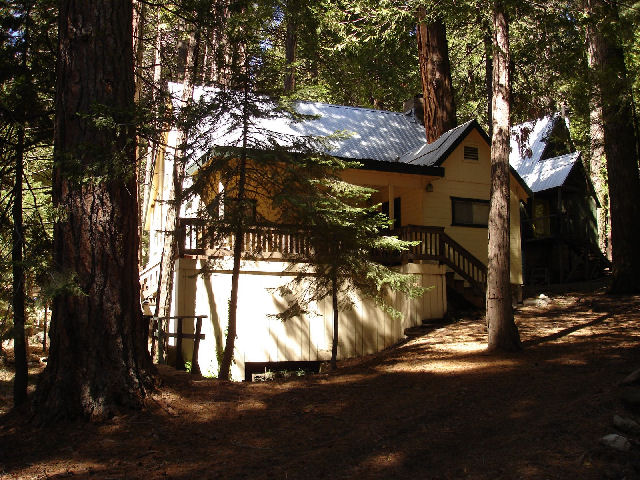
[{"x1": 2, "y1": 287, "x2": 640, "y2": 479}]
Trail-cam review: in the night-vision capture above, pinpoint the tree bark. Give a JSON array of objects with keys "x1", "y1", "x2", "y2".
[
  {"x1": 34, "y1": 0, "x2": 155, "y2": 422},
  {"x1": 218, "y1": 79, "x2": 250, "y2": 381},
  {"x1": 330, "y1": 271, "x2": 338, "y2": 371},
  {"x1": 584, "y1": 0, "x2": 640, "y2": 293},
  {"x1": 154, "y1": 28, "x2": 200, "y2": 345},
  {"x1": 484, "y1": 23, "x2": 493, "y2": 138},
  {"x1": 283, "y1": 2, "x2": 298, "y2": 94},
  {"x1": 416, "y1": 8, "x2": 457, "y2": 143},
  {"x1": 12, "y1": 99, "x2": 27, "y2": 408},
  {"x1": 11, "y1": 1, "x2": 31, "y2": 408},
  {"x1": 587, "y1": 97, "x2": 610, "y2": 259},
  {"x1": 486, "y1": 1, "x2": 521, "y2": 352}
]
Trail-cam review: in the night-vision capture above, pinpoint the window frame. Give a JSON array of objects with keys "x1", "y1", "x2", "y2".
[{"x1": 451, "y1": 196, "x2": 489, "y2": 228}]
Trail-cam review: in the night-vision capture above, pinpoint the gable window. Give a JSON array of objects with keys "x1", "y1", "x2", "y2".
[
  {"x1": 463, "y1": 145, "x2": 479, "y2": 162},
  {"x1": 451, "y1": 197, "x2": 489, "y2": 227}
]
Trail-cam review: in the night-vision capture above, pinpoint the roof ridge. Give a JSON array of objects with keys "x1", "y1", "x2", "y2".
[{"x1": 296, "y1": 100, "x2": 411, "y2": 117}]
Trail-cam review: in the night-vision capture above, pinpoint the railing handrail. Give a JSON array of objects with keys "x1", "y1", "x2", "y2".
[
  {"x1": 390, "y1": 224, "x2": 486, "y2": 294},
  {"x1": 177, "y1": 218, "x2": 488, "y2": 294}
]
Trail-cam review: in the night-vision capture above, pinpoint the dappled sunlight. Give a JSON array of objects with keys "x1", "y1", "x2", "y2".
[
  {"x1": 3, "y1": 292, "x2": 640, "y2": 479},
  {"x1": 427, "y1": 339, "x2": 486, "y2": 354}
]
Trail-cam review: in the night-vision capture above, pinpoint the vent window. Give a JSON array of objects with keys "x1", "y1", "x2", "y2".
[{"x1": 463, "y1": 145, "x2": 479, "y2": 161}]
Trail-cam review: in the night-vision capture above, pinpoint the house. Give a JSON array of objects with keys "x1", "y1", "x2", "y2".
[
  {"x1": 510, "y1": 114, "x2": 607, "y2": 284},
  {"x1": 140, "y1": 85, "x2": 530, "y2": 380}
]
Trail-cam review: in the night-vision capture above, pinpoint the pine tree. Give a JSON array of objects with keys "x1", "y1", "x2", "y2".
[
  {"x1": 34, "y1": 0, "x2": 154, "y2": 422},
  {"x1": 275, "y1": 174, "x2": 424, "y2": 369},
  {"x1": 584, "y1": 0, "x2": 640, "y2": 293},
  {"x1": 486, "y1": 0, "x2": 521, "y2": 352}
]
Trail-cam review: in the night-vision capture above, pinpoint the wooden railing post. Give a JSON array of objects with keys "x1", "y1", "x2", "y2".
[
  {"x1": 157, "y1": 317, "x2": 165, "y2": 364},
  {"x1": 175, "y1": 318, "x2": 184, "y2": 370},
  {"x1": 176, "y1": 219, "x2": 185, "y2": 256},
  {"x1": 192, "y1": 317, "x2": 202, "y2": 375}
]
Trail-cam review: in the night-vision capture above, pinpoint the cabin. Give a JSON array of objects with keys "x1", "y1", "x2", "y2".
[
  {"x1": 140, "y1": 84, "x2": 530, "y2": 380},
  {"x1": 510, "y1": 114, "x2": 607, "y2": 285}
]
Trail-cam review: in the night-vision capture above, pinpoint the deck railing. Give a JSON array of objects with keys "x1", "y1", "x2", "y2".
[
  {"x1": 177, "y1": 219, "x2": 487, "y2": 293},
  {"x1": 395, "y1": 225, "x2": 487, "y2": 294},
  {"x1": 178, "y1": 218, "x2": 312, "y2": 259}
]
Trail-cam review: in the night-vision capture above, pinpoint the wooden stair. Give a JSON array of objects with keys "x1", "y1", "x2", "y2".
[
  {"x1": 445, "y1": 272, "x2": 485, "y2": 310},
  {"x1": 404, "y1": 317, "x2": 451, "y2": 337},
  {"x1": 395, "y1": 225, "x2": 487, "y2": 310}
]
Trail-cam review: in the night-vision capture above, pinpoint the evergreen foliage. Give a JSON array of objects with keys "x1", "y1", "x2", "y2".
[{"x1": 273, "y1": 173, "x2": 424, "y2": 368}]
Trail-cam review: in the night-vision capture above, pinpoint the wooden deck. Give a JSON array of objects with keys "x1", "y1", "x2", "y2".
[{"x1": 177, "y1": 219, "x2": 487, "y2": 294}]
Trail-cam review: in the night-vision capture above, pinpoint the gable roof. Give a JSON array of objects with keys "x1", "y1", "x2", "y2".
[
  {"x1": 396, "y1": 120, "x2": 487, "y2": 166},
  {"x1": 173, "y1": 84, "x2": 432, "y2": 167},
  {"x1": 509, "y1": 114, "x2": 581, "y2": 193},
  {"x1": 520, "y1": 151, "x2": 581, "y2": 193}
]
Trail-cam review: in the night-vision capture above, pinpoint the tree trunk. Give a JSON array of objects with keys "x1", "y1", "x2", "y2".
[
  {"x1": 12, "y1": 1, "x2": 31, "y2": 407},
  {"x1": 330, "y1": 271, "x2": 338, "y2": 371},
  {"x1": 140, "y1": 13, "x2": 164, "y2": 239},
  {"x1": 154, "y1": 28, "x2": 200, "y2": 342},
  {"x1": 587, "y1": 98, "x2": 610, "y2": 259},
  {"x1": 34, "y1": 0, "x2": 155, "y2": 422},
  {"x1": 218, "y1": 81, "x2": 250, "y2": 381},
  {"x1": 484, "y1": 23, "x2": 493, "y2": 138},
  {"x1": 13, "y1": 107, "x2": 27, "y2": 408},
  {"x1": 416, "y1": 8, "x2": 457, "y2": 143},
  {"x1": 585, "y1": 0, "x2": 640, "y2": 293},
  {"x1": 283, "y1": 5, "x2": 297, "y2": 94},
  {"x1": 133, "y1": 0, "x2": 146, "y2": 266},
  {"x1": 486, "y1": 1, "x2": 521, "y2": 352}
]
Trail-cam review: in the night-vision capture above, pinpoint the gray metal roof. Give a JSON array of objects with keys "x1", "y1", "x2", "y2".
[
  {"x1": 509, "y1": 114, "x2": 581, "y2": 193},
  {"x1": 173, "y1": 84, "x2": 428, "y2": 164},
  {"x1": 396, "y1": 120, "x2": 482, "y2": 166},
  {"x1": 291, "y1": 102, "x2": 428, "y2": 161},
  {"x1": 520, "y1": 151, "x2": 581, "y2": 193}
]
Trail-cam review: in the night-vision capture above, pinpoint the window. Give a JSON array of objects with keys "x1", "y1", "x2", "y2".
[
  {"x1": 463, "y1": 145, "x2": 479, "y2": 162},
  {"x1": 451, "y1": 197, "x2": 489, "y2": 227},
  {"x1": 531, "y1": 198, "x2": 551, "y2": 237}
]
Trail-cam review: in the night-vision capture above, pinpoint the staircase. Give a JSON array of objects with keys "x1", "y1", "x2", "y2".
[{"x1": 394, "y1": 225, "x2": 487, "y2": 310}]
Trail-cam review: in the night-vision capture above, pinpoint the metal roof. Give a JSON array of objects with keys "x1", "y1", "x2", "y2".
[
  {"x1": 520, "y1": 151, "x2": 581, "y2": 193},
  {"x1": 509, "y1": 114, "x2": 581, "y2": 193},
  {"x1": 396, "y1": 120, "x2": 484, "y2": 166},
  {"x1": 172, "y1": 84, "x2": 428, "y2": 164}
]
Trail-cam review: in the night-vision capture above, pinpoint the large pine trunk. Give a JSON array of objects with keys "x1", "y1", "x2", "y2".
[
  {"x1": 34, "y1": 0, "x2": 155, "y2": 422},
  {"x1": 12, "y1": 2, "x2": 30, "y2": 406},
  {"x1": 12, "y1": 113, "x2": 27, "y2": 407},
  {"x1": 416, "y1": 8, "x2": 457, "y2": 143},
  {"x1": 584, "y1": 0, "x2": 640, "y2": 293},
  {"x1": 486, "y1": 2, "x2": 521, "y2": 352}
]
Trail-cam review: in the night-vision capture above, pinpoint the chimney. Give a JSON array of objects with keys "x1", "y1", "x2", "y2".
[{"x1": 403, "y1": 94, "x2": 425, "y2": 126}]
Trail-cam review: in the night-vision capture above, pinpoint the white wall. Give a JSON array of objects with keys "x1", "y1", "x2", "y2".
[{"x1": 173, "y1": 258, "x2": 447, "y2": 380}]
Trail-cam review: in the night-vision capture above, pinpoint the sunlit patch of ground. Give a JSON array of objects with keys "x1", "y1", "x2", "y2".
[{"x1": 2, "y1": 290, "x2": 640, "y2": 479}]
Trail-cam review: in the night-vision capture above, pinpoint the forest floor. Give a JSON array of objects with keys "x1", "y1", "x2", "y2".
[{"x1": 2, "y1": 283, "x2": 640, "y2": 479}]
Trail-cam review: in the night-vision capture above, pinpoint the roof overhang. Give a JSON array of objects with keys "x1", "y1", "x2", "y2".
[{"x1": 357, "y1": 158, "x2": 445, "y2": 177}]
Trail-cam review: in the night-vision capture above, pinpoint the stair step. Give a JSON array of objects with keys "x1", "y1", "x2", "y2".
[
  {"x1": 422, "y1": 318, "x2": 448, "y2": 326},
  {"x1": 404, "y1": 326, "x2": 434, "y2": 337}
]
